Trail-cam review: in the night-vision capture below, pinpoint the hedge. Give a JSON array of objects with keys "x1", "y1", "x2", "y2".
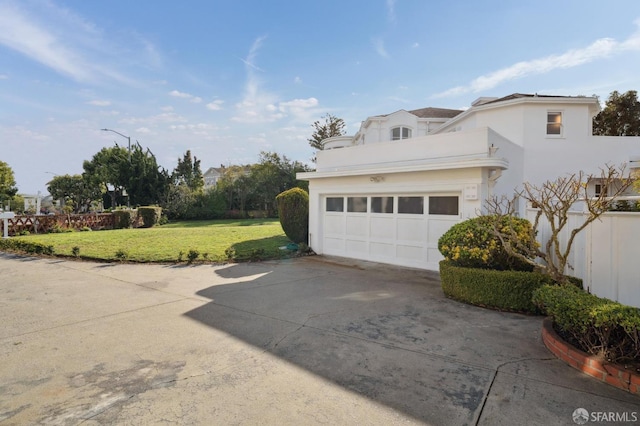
[
  {"x1": 138, "y1": 206, "x2": 162, "y2": 228},
  {"x1": 113, "y1": 209, "x2": 137, "y2": 229},
  {"x1": 533, "y1": 284, "x2": 640, "y2": 364},
  {"x1": 275, "y1": 188, "x2": 308, "y2": 244},
  {"x1": 0, "y1": 238, "x2": 54, "y2": 255},
  {"x1": 439, "y1": 260, "x2": 562, "y2": 314}
]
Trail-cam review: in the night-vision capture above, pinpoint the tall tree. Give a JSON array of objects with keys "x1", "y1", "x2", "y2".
[
  {"x1": 250, "y1": 152, "x2": 311, "y2": 215},
  {"x1": 173, "y1": 150, "x2": 204, "y2": 191},
  {"x1": 593, "y1": 90, "x2": 640, "y2": 136},
  {"x1": 0, "y1": 160, "x2": 18, "y2": 207},
  {"x1": 47, "y1": 174, "x2": 101, "y2": 213},
  {"x1": 126, "y1": 143, "x2": 170, "y2": 206},
  {"x1": 308, "y1": 113, "x2": 346, "y2": 154},
  {"x1": 83, "y1": 146, "x2": 129, "y2": 208}
]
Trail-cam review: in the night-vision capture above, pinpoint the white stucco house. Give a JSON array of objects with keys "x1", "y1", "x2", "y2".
[{"x1": 298, "y1": 93, "x2": 640, "y2": 271}]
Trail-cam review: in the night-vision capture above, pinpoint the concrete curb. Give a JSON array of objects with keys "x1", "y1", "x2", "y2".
[{"x1": 541, "y1": 317, "x2": 640, "y2": 396}]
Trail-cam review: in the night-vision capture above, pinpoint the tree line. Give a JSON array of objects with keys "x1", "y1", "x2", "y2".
[{"x1": 41, "y1": 146, "x2": 313, "y2": 219}]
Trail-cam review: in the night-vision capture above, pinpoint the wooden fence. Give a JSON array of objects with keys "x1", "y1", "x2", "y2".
[{"x1": 1, "y1": 213, "x2": 115, "y2": 236}]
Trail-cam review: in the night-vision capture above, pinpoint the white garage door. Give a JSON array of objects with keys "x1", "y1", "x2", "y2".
[{"x1": 322, "y1": 194, "x2": 461, "y2": 270}]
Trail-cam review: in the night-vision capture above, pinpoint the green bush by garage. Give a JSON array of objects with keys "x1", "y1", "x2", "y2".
[
  {"x1": 275, "y1": 187, "x2": 309, "y2": 244},
  {"x1": 439, "y1": 260, "x2": 558, "y2": 314}
]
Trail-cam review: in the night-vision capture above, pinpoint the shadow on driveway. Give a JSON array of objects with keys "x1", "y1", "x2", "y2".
[{"x1": 183, "y1": 257, "x2": 580, "y2": 425}]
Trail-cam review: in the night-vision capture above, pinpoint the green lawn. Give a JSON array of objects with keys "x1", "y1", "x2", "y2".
[{"x1": 11, "y1": 219, "x2": 292, "y2": 263}]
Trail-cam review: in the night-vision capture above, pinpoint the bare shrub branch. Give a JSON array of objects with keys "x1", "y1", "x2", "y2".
[{"x1": 486, "y1": 164, "x2": 636, "y2": 283}]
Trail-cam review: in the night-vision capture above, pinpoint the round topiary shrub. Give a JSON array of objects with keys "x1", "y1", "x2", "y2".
[
  {"x1": 276, "y1": 187, "x2": 309, "y2": 244},
  {"x1": 438, "y1": 215, "x2": 536, "y2": 271}
]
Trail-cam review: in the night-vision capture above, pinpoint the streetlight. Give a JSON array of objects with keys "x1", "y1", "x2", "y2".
[
  {"x1": 101, "y1": 128, "x2": 132, "y2": 207},
  {"x1": 101, "y1": 128, "x2": 131, "y2": 163}
]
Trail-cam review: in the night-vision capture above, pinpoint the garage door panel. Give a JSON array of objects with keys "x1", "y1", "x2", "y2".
[
  {"x1": 397, "y1": 218, "x2": 425, "y2": 242},
  {"x1": 346, "y1": 239, "x2": 368, "y2": 254},
  {"x1": 428, "y1": 217, "x2": 459, "y2": 239},
  {"x1": 324, "y1": 214, "x2": 345, "y2": 236},
  {"x1": 324, "y1": 237, "x2": 345, "y2": 253},
  {"x1": 427, "y1": 247, "x2": 444, "y2": 263},
  {"x1": 397, "y1": 245, "x2": 424, "y2": 261},
  {"x1": 346, "y1": 215, "x2": 368, "y2": 237},
  {"x1": 370, "y1": 242, "x2": 395, "y2": 258},
  {"x1": 370, "y1": 216, "x2": 395, "y2": 240}
]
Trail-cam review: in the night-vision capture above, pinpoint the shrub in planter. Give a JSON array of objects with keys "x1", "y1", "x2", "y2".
[
  {"x1": 138, "y1": 206, "x2": 162, "y2": 228},
  {"x1": 276, "y1": 187, "x2": 308, "y2": 244},
  {"x1": 439, "y1": 260, "x2": 555, "y2": 313},
  {"x1": 438, "y1": 215, "x2": 536, "y2": 271},
  {"x1": 533, "y1": 285, "x2": 640, "y2": 364},
  {"x1": 113, "y1": 209, "x2": 136, "y2": 229}
]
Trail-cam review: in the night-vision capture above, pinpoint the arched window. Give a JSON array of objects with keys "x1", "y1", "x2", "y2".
[{"x1": 390, "y1": 126, "x2": 412, "y2": 141}]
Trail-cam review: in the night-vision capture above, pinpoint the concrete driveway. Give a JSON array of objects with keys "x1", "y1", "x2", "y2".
[{"x1": 0, "y1": 253, "x2": 637, "y2": 425}]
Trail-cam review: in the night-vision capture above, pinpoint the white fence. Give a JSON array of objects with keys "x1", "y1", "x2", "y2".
[{"x1": 527, "y1": 209, "x2": 640, "y2": 309}]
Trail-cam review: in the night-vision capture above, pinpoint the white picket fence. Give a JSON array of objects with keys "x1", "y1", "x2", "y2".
[{"x1": 526, "y1": 208, "x2": 640, "y2": 308}]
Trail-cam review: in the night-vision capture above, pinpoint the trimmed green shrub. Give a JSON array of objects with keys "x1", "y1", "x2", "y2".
[
  {"x1": 138, "y1": 206, "x2": 162, "y2": 228},
  {"x1": 113, "y1": 209, "x2": 136, "y2": 229},
  {"x1": 533, "y1": 284, "x2": 640, "y2": 363},
  {"x1": 187, "y1": 249, "x2": 199, "y2": 264},
  {"x1": 276, "y1": 188, "x2": 308, "y2": 244},
  {"x1": 438, "y1": 215, "x2": 536, "y2": 271},
  {"x1": 439, "y1": 260, "x2": 557, "y2": 313},
  {"x1": 0, "y1": 238, "x2": 54, "y2": 255}
]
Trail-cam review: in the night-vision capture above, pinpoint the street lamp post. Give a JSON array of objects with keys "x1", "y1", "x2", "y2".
[
  {"x1": 101, "y1": 128, "x2": 131, "y2": 163},
  {"x1": 100, "y1": 128, "x2": 132, "y2": 207}
]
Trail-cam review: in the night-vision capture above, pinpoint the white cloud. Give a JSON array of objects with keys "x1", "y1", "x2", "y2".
[
  {"x1": 294, "y1": 76, "x2": 302, "y2": 84},
  {"x1": 412, "y1": 42, "x2": 420, "y2": 48},
  {"x1": 372, "y1": 37, "x2": 389, "y2": 59},
  {"x1": 0, "y1": 74, "x2": 8, "y2": 79},
  {"x1": 160, "y1": 106, "x2": 174, "y2": 112},
  {"x1": 206, "y1": 100, "x2": 224, "y2": 111},
  {"x1": 279, "y1": 98, "x2": 318, "y2": 109},
  {"x1": 0, "y1": 2, "x2": 133, "y2": 85},
  {"x1": 136, "y1": 127, "x2": 151, "y2": 134},
  {"x1": 387, "y1": 0, "x2": 397, "y2": 24},
  {"x1": 233, "y1": 35, "x2": 288, "y2": 123},
  {"x1": 169, "y1": 90, "x2": 202, "y2": 103},
  {"x1": 433, "y1": 21, "x2": 640, "y2": 98},
  {"x1": 169, "y1": 90, "x2": 190, "y2": 98},
  {"x1": 87, "y1": 100, "x2": 111, "y2": 106}
]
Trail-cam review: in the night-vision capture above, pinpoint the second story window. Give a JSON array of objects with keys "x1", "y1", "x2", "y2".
[
  {"x1": 391, "y1": 126, "x2": 412, "y2": 141},
  {"x1": 547, "y1": 112, "x2": 562, "y2": 136}
]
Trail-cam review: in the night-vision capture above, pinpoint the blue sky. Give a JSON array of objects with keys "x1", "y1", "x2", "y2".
[{"x1": 2, "y1": 0, "x2": 640, "y2": 195}]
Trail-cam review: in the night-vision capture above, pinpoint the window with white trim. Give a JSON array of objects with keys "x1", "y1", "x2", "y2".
[
  {"x1": 547, "y1": 112, "x2": 562, "y2": 136},
  {"x1": 390, "y1": 126, "x2": 412, "y2": 141},
  {"x1": 398, "y1": 196, "x2": 423, "y2": 214},
  {"x1": 326, "y1": 197, "x2": 344, "y2": 212},
  {"x1": 428, "y1": 196, "x2": 459, "y2": 215},
  {"x1": 371, "y1": 196, "x2": 394, "y2": 213},
  {"x1": 347, "y1": 197, "x2": 367, "y2": 213}
]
